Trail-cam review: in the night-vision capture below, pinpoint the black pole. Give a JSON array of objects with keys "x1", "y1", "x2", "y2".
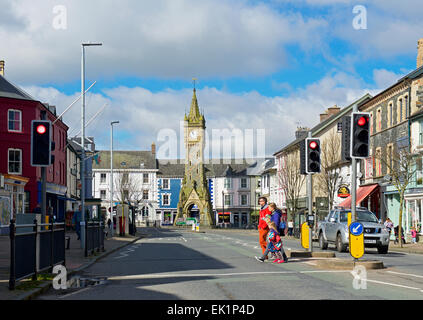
[
  {"x1": 84, "y1": 220, "x2": 88, "y2": 257},
  {"x1": 50, "y1": 218, "x2": 54, "y2": 272},
  {"x1": 9, "y1": 220, "x2": 16, "y2": 290},
  {"x1": 33, "y1": 219, "x2": 38, "y2": 281}
]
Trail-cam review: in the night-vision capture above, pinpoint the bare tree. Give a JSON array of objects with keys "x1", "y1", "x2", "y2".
[
  {"x1": 316, "y1": 130, "x2": 344, "y2": 211},
  {"x1": 114, "y1": 172, "x2": 144, "y2": 207},
  {"x1": 278, "y1": 148, "x2": 306, "y2": 222},
  {"x1": 375, "y1": 144, "x2": 417, "y2": 248}
]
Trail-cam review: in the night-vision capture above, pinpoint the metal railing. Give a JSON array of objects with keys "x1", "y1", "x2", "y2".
[
  {"x1": 85, "y1": 220, "x2": 105, "y2": 257},
  {"x1": 9, "y1": 219, "x2": 65, "y2": 290}
]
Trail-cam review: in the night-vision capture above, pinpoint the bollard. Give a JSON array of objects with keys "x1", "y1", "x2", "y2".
[{"x1": 9, "y1": 220, "x2": 16, "y2": 290}]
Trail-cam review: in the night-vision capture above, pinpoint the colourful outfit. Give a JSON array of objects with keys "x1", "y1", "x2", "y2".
[
  {"x1": 411, "y1": 229, "x2": 417, "y2": 244},
  {"x1": 258, "y1": 204, "x2": 271, "y2": 254}
]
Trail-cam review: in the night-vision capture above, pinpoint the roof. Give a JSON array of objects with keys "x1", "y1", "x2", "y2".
[
  {"x1": 93, "y1": 150, "x2": 158, "y2": 170},
  {"x1": 273, "y1": 93, "x2": 373, "y2": 156},
  {"x1": 157, "y1": 158, "x2": 265, "y2": 178},
  {"x1": 0, "y1": 75, "x2": 35, "y2": 101}
]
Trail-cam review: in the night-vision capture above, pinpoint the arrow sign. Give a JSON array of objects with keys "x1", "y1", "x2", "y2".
[{"x1": 350, "y1": 222, "x2": 364, "y2": 236}]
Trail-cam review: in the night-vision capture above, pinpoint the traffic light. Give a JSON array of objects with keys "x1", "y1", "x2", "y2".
[
  {"x1": 341, "y1": 116, "x2": 351, "y2": 162},
  {"x1": 351, "y1": 112, "x2": 370, "y2": 158},
  {"x1": 306, "y1": 138, "x2": 321, "y2": 174},
  {"x1": 31, "y1": 120, "x2": 52, "y2": 167}
]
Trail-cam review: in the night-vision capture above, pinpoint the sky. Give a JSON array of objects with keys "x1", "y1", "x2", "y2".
[{"x1": 1, "y1": 0, "x2": 422, "y2": 158}]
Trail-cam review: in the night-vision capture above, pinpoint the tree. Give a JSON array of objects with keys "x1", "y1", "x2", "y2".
[
  {"x1": 278, "y1": 148, "x2": 306, "y2": 223},
  {"x1": 316, "y1": 130, "x2": 344, "y2": 211},
  {"x1": 114, "y1": 171, "x2": 144, "y2": 207},
  {"x1": 375, "y1": 143, "x2": 417, "y2": 248}
]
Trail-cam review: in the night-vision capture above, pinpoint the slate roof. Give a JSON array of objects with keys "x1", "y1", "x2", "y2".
[
  {"x1": 93, "y1": 151, "x2": 158, "y2": 170},
  {"x1": 273, "y1": 93, "x2": 373, "y2": 156},
  {"x1": 0, "y1": 75, "x2": 35, "y2": 101},
  {"x1": 156, "y1": 158, "x2": 268, "y2": 178}
]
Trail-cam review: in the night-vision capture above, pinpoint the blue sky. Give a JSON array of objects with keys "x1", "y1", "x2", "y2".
[{"x1": 2, "y1": 0, "x2": 422, "y2": 156}]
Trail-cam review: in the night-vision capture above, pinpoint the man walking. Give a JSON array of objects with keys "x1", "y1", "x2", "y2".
[{"x1": 258, "y1": 197, "x2": 271, "y2": 257}]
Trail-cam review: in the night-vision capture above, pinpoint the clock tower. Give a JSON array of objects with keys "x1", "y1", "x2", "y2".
[{"x1": 175, "y1": 89, "x2": 214, "y2": 226}]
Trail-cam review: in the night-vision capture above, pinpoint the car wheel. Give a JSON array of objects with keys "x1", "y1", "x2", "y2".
[
  {"x1": 377, "y1": 245, "x2": 389, "y2": 254},
  {"x1": 336, "y1": 233, "x2": 347, "y2": 252},
  {"x1": 319, "y1": 232, "x2": 328, "y2": 250}
]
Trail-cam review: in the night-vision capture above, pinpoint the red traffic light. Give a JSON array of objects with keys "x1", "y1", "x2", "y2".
[
  {"x1": 357, "y1": 116, "x2": 367, "y2": 127},
  {"x1": 36, "y1": 125, "x2": 47, "y2": 135},
  {"x1": 309, "y1": 141, "x2": 318, "y2": 150}
]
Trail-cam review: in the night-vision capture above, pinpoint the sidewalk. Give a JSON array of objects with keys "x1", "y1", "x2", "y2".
[
  {"x1": 0, "y1": 229, "x2": 145, "y2": 300},
  {"x1": 389, "y1": 241, "x2": 423, "y2": 254}
]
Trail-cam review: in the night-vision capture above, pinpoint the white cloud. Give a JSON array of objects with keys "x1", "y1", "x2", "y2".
[
  {"x1": 23, "y1": 70, "x2": 380, "y2": 157},
  {"x1": 1, "y1": 0, "x2": 327, "y2": 84}
]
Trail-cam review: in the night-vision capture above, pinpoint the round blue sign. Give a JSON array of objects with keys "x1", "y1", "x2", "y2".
[{"x1": 350, "y1": 222, "x2": 364, "y2": 236}]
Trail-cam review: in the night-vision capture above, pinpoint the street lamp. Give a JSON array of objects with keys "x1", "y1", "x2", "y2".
[
  {"x1": 110, "y1": 121, "x2": 119, "y2": 237},
  {"x1": 80, "y1": 42, "x2": 102, "y2": 249}
]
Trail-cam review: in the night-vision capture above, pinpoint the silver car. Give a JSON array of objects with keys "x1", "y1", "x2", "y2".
[{"x1": 317, "y1": 208, "x2": 390, "y2": 254}]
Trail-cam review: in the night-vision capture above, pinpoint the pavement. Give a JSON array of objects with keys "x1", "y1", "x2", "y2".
[{"x1": 0, "y1": 229, "x2": 144, "y2": 300}]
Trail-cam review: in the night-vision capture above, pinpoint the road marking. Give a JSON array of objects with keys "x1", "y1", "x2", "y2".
[
  {"x1": 107, "y1": 270, "x2": 353, "y2": 281},
  {"x1": 58, "y1": 286, "x2": 91, "y2": 299},
  {"x1": 364, "y1": 279, "x2": 422, "y2": 291},
  {"x1": 385, "y1": 271, "x2": 423, "y2": 279},
  {"x1": 181, "y1": 237, "x2": 187, "y2": 242}
]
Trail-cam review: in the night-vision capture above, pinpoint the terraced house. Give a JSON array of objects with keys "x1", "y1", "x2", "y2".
[{"x1": 360, "y1": 39, "x2": 423, "y2": 240}]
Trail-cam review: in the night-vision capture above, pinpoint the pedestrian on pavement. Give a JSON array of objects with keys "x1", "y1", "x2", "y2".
[
  {"x1": 288, "y1": 219, "x2": 294, "y2": 237},
  {"x1": 255, "y1": 216, "x2": 288, "y2": 263},
  {"x1": 384, "y1": 218, "x2": 394, "y2": 240},
  {"x1": 258, "y1": 197, "x2": 271, "y2": 257},
  {"x1": 411, "y1": 227, "x2": 417, "y2": 244},
  {"x1": 72, "y1": 205, "x2": 82, "y2": 240}
]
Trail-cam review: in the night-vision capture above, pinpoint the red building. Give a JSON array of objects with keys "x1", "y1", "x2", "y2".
[{"x1": 0, "y1": 71, "x2": 68, "y2": 221}]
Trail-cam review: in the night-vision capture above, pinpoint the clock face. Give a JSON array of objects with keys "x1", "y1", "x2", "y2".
[{"x1": 190, "y1": 130, "x2": 198, "y2": 140}]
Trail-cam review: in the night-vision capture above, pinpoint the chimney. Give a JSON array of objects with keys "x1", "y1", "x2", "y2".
[
  {"x1": 418, "y1": 38, "x2": 423, "y2": 69},
  {"x1": 295, "y1": 127, "x2": 309, "y2": 140},
  {"x1": 0, "y1": 61, "x2": 4, "y2": 76},
  {"x1": 327, "y1": 105, "x2": 341, "y2": 116},
  {"x1": 151, "y1": 142, "x2": 156, "y2": 158},
  {"x1": 320, "y1": 112, "x2": 330, "y2": 122}
]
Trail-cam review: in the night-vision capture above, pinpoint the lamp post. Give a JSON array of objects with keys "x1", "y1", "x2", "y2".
[
  {"x1": 80, "y1": 42, "x2": 102, "y2": 248},
  {"x1": 110, "y1": 121, "x2": 119, "y2": 237}
]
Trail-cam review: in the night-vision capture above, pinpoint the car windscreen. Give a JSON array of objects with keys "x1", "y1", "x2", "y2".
[
  {"x1": 339, "y1": 210, "x2": 378, "y2": 223},
  {"x1": 356, "y1": 211, "x2": 378, "y2": 223}
]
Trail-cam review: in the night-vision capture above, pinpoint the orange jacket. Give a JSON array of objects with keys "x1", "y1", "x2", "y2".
[{"x1": 258, "y1": 205, "x2": 271, "y2": 230}]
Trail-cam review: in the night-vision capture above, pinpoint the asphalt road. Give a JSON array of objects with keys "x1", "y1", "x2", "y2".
[{"x1": 38, "y1": 228, "x2": 423, "y2": 300}]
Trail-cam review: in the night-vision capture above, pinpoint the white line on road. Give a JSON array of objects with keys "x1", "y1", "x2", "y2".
[
  {"x1": 385, "y1": 271, "x2": 423, "y2": 279},
  {"x1": 58, "y1": 287, "x2": 91, "y2": 299},
  {"x1": 181, "y1": 237, "x2": 187, "y2": 242}
]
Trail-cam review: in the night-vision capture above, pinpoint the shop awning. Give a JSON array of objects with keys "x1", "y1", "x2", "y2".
[{"x1": 339, "y1": 184, "x2": 379, "y2": 208}]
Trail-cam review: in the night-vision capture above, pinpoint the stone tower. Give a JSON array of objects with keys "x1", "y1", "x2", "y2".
[{"x1": 175, "y1": 89, "x2": 214, "y2": 226}]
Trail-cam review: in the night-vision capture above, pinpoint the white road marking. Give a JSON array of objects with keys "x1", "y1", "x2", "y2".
[
  {"x1": 385, "y1": 271, "x2": 423, "y2": 279},
  {"x1": 181, "y1": 237, "x2": 187, "y2": 242},
  {"x1": 364, "y1": 279, "x2": 423, "y2": 291},
  {"x1": 58, "y1": 286, "x2": 91, "y2": 299}
]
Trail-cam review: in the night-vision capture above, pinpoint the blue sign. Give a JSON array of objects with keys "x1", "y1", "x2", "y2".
[{"x1": 350, "y1": 222, "x2": 364, "y2": 236}]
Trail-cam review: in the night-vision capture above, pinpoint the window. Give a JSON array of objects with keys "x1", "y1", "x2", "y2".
[
  {"x1": 240, "y1": 178, "x2": 248, "y2": 189},
  {"x1": 224, "y1": 194, "x2": 232, "y2": 206},
  {"x1": 100, "y1": 190, "x2": 106, "y2": 200},
  {"x1": 388, "y1": 102, "x2": 393, "y2": 127},
  {"x1": 8, "y1": 149, "x2": 22, "y2": 174},
  {"x1": 162, "y1": 194, "x2": 170, "y2": 206},
  {"x1": 100, "y1": 173, "x2": 107, "y2": 184},
  {"x1": 122, "y1": 173, "x2": 129, "y2": 184},
  {"x1": 387, "y1": 145, "x2": 393, "y2": 174},
  {"x1": 376, "y1": 108, "x2": 382, "y2": 132},
  {"x1": 123, "y1": 189, "x2": 129, "y2": 200},
  {"x1": 162, "y1": 179, "x2": 169, "y2": 190},
  {"x1": 405, "y1": 96, "x2": 409, "y2": 119},
  {"x1": 420, "y1": 121, "x2": 423, "y2": 146},
  {"x1": 224, "y1": 178, "x2": 232, "y2": 189},
  {"x1": 417, "y1": 157, "x2": 423, "y2": 185},
  {"x1": 240, "y1": 194, "x2": 248, "y2": 206},
  {"x1": 143, "y1": 190, "x2": 149, "y2": 200},
  {"x1": 8, "y1": 110, "x2": 22, "y2": 132},
  {"x1": 399, "y1": 99, "x2": 403, "y2": 122},
  {"x1": 375, "y1": 148, "x2": 382, "y2": 177},
  {"x1": 25, "y1": 191, "x2": 30, "y2": 214},
  {"x1": 143, "y1": 173, "x2": 149, "y2": 184}
]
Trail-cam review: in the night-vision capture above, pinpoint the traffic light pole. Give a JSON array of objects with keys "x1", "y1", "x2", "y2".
[
  {"x1": 40, "y1": 111, "x2": 47, "y2": 225},
  {"x1": 351, "y1": 104, "x2": 358, "y2": 223},
  {"x1": 307, "y1": 132, "x2": 313, "y2": 253}
]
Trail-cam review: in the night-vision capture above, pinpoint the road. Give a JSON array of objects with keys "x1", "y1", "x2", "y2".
[{"x1": 38, "y1": 227, "x2": 423, "y2": 300}]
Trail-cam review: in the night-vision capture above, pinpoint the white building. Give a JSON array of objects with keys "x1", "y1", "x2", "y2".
[{"x1": 92, "y1": 147, "x2": 159, "y2": 224}]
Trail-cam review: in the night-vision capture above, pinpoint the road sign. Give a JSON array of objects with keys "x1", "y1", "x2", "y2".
[
  {"x1": 349, "y1": 222, "x2": 364, "y2": 259},
  {"x1": 301, "y1": 223, "x2": 310, "y2": 249}
]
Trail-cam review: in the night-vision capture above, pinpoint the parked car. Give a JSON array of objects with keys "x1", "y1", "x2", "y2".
[{"x1": 317, "y1": 208, "x2": 390, "y2": 254}]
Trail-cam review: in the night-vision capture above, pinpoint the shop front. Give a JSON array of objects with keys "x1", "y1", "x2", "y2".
[
  {"x1": 37, "y1": 182, "x2": 67, "y2": 222},
  {"x1": 404, "y1": 189, "x2": 423, "y2": 239}
]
